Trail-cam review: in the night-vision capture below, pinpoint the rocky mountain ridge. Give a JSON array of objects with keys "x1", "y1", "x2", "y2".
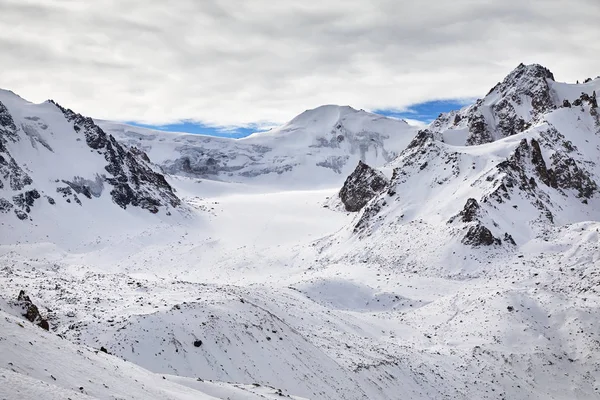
[
  {"x1": 0, "y1": 89, "x2": 181, "y2": 224},
  {"x1": 330, "y1": 64, "x2": 600, "y2": 253}
]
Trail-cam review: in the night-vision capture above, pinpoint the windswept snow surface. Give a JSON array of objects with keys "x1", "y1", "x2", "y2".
[{"x1": 2, "y1": 65, "x2": 600, "y2": 399}]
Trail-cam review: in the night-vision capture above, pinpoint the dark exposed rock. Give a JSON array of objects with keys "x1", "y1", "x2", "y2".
[
  {"x1": 3, "y1": 158, "x2": 33, "y2": 191},
  {"x1": 572, "y1": 92, "x2": 598, "y2": 109},
  {"x1": 129, "y1": 146, "x2": 151, "y2": 163},
  {"x1": 563, "y1": 99, "x2": 571, "y2": 108},
  {"x1": 0, "y1": 197, "x2": 13, "y2": 213},
  {"x1": 50, "y1": 101, "x2": 181, "y2": 212},
  {"x1": 15, "y1": 290, "x2": 49, "y2": 331},
  {"x1": 466, "y1": 112, "x2": 494, "y2": 145},
  {"x1": 193, "y1": 339, "x2": 203, "y2": 347},
  {"x1": 503, "y1": 233, "x2": 517, "y2": 245},
  {"x1": 431, "y1": 64, "x2": 558, "y2": 146},
  {"x1": 339, "y1": 161, "x2": 389, "y2": 212},
  {"x1": 493, "y1": 99, "x2": 528, "y2": 138},
  {"x1": 550, "y1": 151, "x2": 598, "y2": 198},
  {"x1": 450, "y1": 198, "x2": 480, "y2": 223},
  {"x1": 14, "y1": 209, "x2": 28, "y2": 220},
  {"x1": 0, "y1": 101, "x2": 18, "y2": 143},
  {"x1": 530, "y1": 139, "x2": 556, "y2": 188},
  {"x1": 12, "y1": 189, "x2": 41, "y2": 213},
  {"x1": 0, "y1": 104, "x2": 33, "y2": 190},
  {"x1": 462, "y1": 224, "x2": 501, "y2": 247},
  {"x1": 353, "y1": 196, "x2": 385, "y2": 234},
  {"x1": 56, "y1": 186, "x2": 82, "y2": 205}
]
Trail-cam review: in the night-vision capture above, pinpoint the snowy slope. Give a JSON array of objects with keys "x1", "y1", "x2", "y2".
[
  {"x1": 0, "y1": 89, "x2": 190, "y2": 244},
  {"x1": 430, "y1": 63, "x2": 600, "y2": 146},
  {"x1": 326, "y1": 64, "x2": 600, "y2": 259},
  {"x1": 2, "y1": 63, "x2": 600, "y2": 400},
  {"x1": 98, "y1": 105, "x2": 416, "y2": 188},
  {"x1": 0, "y1": 303, "x2": 307, "y2": 400}
]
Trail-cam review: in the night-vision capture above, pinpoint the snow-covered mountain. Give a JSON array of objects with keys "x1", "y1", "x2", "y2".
[
  {"x1": 2, "y1": 63, "x2": 600, "y2": 400},
  {"x1": 329, "y1": 63, "x2": 600, "y2": 253},
  {"x1": 0, "y1": 89, "x2": 188, "y2": 243},
  {"x1": 98, "y1": 105, "x2": 416, "y2": 188}
]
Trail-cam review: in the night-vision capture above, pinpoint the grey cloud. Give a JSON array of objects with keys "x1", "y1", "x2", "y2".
[{"x1": 1, "y1": 0, "x2": 599, "y2": 126}]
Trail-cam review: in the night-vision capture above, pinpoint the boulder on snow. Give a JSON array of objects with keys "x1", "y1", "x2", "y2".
[
  {"x1": 16, "y1": 290, "x2": 49, "y2": 330},
  {"x1": 462, "y1": 224, "x2": 501, "y2": 247},
  {"x1": 339, "y1": 161, "x2": 389, "y2": 212}
]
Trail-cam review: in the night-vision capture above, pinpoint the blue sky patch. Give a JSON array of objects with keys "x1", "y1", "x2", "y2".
[{"x1": 127, "y1": 120, "x2": 260, "y2": 139}]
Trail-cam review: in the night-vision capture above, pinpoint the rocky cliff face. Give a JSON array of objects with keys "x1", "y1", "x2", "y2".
[
  {"x1": 338, "y1": 161, "x2": 389, "y2": 212},
  {"x1": 335, "y1": 64, "x2": 600, "y2": 253},
  {"x1": 52, "y1": 101, "x2": 180, "y2": 213},
  {"x1": 429, "y1": 64, "x2": 595, "y2": 146},
  {"x1": 0, "y1": 90, "x2": 181, "y2": 222}
]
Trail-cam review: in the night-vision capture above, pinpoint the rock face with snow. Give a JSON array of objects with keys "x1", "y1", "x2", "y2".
[
  {"x1": 0, "y1": 90, "x2": 181, "y2": 224},
  {"x1": 430, "y1": 63, "x2": 595, "y2": 146},
  {"x1": 342, "y1": 64, "x2": 600, "y2": 252},
  {"x1": 99, "y1": 105, "x2": 416, "y2": 187},
  {"x1": 339, "y1": 161, "x2": 389, "y2": 212}
]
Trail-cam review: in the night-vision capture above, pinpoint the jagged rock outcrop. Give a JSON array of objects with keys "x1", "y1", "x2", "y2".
[
  {"x1": 52, "y1": 101, "x2": 180, "y2": 212},
  {"x1": 15, "y1": 290, "x2": 49, "y2": 331},
  {"x1": 0, "y1": 91, "x2": 182, "y2": 221},
  {"x1": 450, "y1": 198, "x2": 481, "y2": 223},
  {"x1": 0, "y1": 101, "x2": 32, "y2": 193},
  {"x1": 343, "y1": 64, "x2": 600, "y2": 251},
  {"x1": 462, "y1": 224, "x2": 501, "y2": 246},
  {"x1": 430, "y1": 64, "x2": 560, "y2": 146},
  {"x1": 339, "y1": 161, "x2": 389, "y2": 212}
]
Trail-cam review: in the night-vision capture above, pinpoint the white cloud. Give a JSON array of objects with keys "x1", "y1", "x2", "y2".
[
  {"x1": 402, "y1": 118, "x2": 429, "y2": 128},
  {"x1": 1, "y1": 0, "x2": 599, "y2": 127}
]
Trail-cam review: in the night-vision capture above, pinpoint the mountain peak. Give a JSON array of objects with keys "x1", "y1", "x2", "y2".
[
  {"x1": 430, "y1": 63, "x2": 561, "y2": 145},
  {"x1": 487, "y1": 63, "x2": 555, "y2": 101},
  {"x1": 285, "y1": 105, "x2": 361, "y2": 128},
  {"x1": 510, "y1": 63, "x2": 555, "y2": 82}
]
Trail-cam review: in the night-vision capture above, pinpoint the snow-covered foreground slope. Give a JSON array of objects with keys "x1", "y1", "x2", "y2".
[
  {"x1": 2, "y1": 181, "x2": 600, "y2": 399},
  {"x1": 2, "y1": 63, "x2": 600, "y2": 400},
  {"x1": 98, "y1": 105, "x2": 416, "y2": 188},
  {"x1": 0, "y1": 304, "x2": 307, "y2": 399}
]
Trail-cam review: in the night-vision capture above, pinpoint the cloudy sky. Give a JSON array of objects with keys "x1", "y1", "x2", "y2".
[{"x1": 2, "y1": 0, "x2": 599, "y2": 134}]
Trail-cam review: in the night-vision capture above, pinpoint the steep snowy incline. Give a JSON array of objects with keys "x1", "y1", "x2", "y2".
[
  {"x1": 0, "y1": 89, "x2": 188, "y2": 245},
  {"x1": 430, "y1": 63, "x2": 600, "y2": 146},
  {"x1": 0, "y1": 304, "x2": 308, "y2": 400},
  {"x1": 323, "y1": 64, "x2": 600, "y2": 272},
  {"x1": 99, "y1": 105, "x2": 416, "y2": 188}
]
